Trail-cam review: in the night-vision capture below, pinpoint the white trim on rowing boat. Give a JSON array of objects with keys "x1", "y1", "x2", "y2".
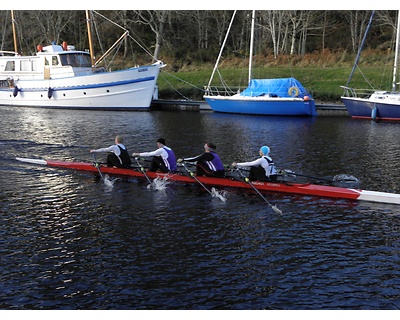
[
  {"x1": 355, "y1": 189, "x2": 400, "y2": 205},
  {"x1": 16, "y1": 157, "x2": 47, "y2": 165}
]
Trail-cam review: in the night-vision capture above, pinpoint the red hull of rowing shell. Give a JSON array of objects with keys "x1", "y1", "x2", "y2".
[
  {"x1": 13, "y1": 158, "x2": 397, "y2": 204},
  {"x1": 46, "y1": 160, "x2": 367, "y2": 202}
]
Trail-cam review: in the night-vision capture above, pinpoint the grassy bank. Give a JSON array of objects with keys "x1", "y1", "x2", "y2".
[
  {"x1": 156, "y1": 51, "x2": 396, "y2": 103},
  {"x1": 157, "y1": 65, "x2": 394, "y2": 103}
]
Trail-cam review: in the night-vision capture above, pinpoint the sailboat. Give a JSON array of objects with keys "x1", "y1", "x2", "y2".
[
  {"x1": 0, "y1": 10, "x2": 164, "y2": 110},
  {"x1": 204, "y1": 10, "x2": 317, "y2": 117},
  {"x1": 341, "y1": 11, "x2": 400, "y2": 121}
]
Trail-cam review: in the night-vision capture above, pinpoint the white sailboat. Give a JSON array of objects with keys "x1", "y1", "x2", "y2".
[
  {"x1": 0, "y1": 10, "x2": 164, "y2": 110},
  {"x1": 204, "y1": 10, "x2": 316, "y2": 117},
  {"x1": 341, "y1": 11, "x2": 400, "y2": 121}
]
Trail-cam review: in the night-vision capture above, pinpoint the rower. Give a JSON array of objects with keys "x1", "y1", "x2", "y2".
[
  {"x1": 90, "y1": 135, "x2": 132, "y2": 168},
  {"x1": 132, "y1": 138, "x2": 177, "y2": 173},
  {"x1": 231, "y1": 145, "x2": 278, "y2": 181},
  {"x1": 178, "y1": 142, "x2": 225, "y2": 177}
]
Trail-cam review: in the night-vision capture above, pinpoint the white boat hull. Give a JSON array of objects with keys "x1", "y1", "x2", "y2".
[{"x1": 0, "y1": 63, "x2": 162, "y2": 110}]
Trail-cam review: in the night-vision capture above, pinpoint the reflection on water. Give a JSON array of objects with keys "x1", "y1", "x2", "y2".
[{"x1": 1, "y1": 106, "x2": 400, "y2": 309}]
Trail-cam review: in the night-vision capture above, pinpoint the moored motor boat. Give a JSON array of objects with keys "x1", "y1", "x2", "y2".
[{"x1": 0, "y1": 10, "x2": 164, "y2": 110}]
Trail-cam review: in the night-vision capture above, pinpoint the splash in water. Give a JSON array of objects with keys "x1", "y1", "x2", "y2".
[
  {"x1": 103, "y1": 175, "x2": 115, "y2": 188},
  {"x1": 148, "y1": 177, "x2": 170, "y2": 191},
  {"x1": 211, "y1": 187, "x2": 227, "y2": 202}
]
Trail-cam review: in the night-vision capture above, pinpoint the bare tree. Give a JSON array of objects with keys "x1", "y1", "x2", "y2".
[
  {"x1": 344, "y1": 11, "x2": 374, "y2": 52},
  {"x1": 131, "y1": 10, "x2": 168, "y2": 61}
]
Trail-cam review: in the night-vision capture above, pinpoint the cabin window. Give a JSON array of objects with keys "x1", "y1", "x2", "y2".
[
  {"x1": 59, "y1": 53, "x2": 92, "y2": 67},
  {"x1": 20, "y1": 60, "x2": 31, "y2": 71},
  {"x1": 45, "y1": 57, "x2": 50, "y2": 66},
  {"x1": 32, "y1": 59, "x2": 38, "y2": 71},
  {"x1": 52, "y1": 56, "x2": 59, "y2": 66},
  {"x1": 5, "y1": 61, "x2": 15, "y2": 71}
]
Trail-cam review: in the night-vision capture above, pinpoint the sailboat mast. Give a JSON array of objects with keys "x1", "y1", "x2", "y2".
[
  {"x1": 85, "y1": 10, "x2": 95, "y2": 66},
  {"x1": 11, "y1": 10, "x2": 18, "y2": 54},
  {"x1": 248, "y1": 10, "x2": 255, "y2": 86},
  {"x1": 392, "y1": 11, "x2": 400, "y2": 92},
  {"x1": 206, "y1": 11, "x2": 237, "y2": 91}
]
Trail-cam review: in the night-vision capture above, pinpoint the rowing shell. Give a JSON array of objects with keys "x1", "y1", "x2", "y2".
[{"x1": 16, "y1": 157, "x2": 400, "y2": 205}]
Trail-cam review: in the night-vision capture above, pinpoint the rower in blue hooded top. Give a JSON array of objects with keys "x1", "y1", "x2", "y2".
[{"x1": 232, "y1": 145, "x2": 278, "y2": 181}]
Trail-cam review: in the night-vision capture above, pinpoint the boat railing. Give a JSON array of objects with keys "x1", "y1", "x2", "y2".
[
  {"x1": 340, "y1": 86, "x2": 375, "y2": 99},
  {"x1": 204, "y1": 86, "x2": 241, "y2": 97},
  {"x1": 0, "y1": 50, "x2": 19, "y2": 56}
]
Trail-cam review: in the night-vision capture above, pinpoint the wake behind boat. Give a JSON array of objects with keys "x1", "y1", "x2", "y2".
[
  {"x1": 0, "y1": 11, "x2": 164, "y2": 110},
  {"x1": 16, "y1": 157, "x2": 400, "y2": 205}
]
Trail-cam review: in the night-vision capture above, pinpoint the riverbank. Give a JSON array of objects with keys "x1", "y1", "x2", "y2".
[{"x1": 151, "y1": 99, "x2": 349, "y2": 116}]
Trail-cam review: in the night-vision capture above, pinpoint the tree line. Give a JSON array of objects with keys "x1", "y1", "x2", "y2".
[{"x1": 0, "y1": 10, "x2": 398, "y2": 68}]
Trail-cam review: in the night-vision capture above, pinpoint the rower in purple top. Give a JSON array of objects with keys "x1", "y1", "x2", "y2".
[
  {"x1": 178, "y1": 142, "x2": 225, "y2": 177},
  {"x1": 132, "y1": 138, "x2": 177, "y2": 173},
  {"x1": 231, "y1": 145, "x2": 278, "y2": 181}
]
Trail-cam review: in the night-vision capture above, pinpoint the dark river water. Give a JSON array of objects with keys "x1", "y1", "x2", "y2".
[{"x1": 1, "y1": 106, "x2": 400, "y2": 310}]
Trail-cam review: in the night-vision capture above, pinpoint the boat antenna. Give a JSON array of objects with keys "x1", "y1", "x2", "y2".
[
  {"x1": 85, "y1": 10, "x2": 95, "y2": 67},
  {"x1": 392, "y1": 11, "x2": 400, "y2": 92},
  {"x1": 11, "y1": 10, "x2": 18, "y2": 54},
  {"x1": 345, "y1": 11, "x2": 375, "y2": 87},
  {"x1": 206, "y1": 11, "x2": 237, "y2": 91},
  {"x1": 248, "y1": 10, "x2": 255, "y2": 86}
]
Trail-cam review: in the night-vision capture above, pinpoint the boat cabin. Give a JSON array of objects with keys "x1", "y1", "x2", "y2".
[{"x1": 0, "y1": 44, "x2": 94, "y2": 84}]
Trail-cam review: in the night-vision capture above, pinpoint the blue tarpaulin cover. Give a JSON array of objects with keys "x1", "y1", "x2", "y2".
[{"x1": 241, "y1": 77, "x2": 310, "y2": 98}]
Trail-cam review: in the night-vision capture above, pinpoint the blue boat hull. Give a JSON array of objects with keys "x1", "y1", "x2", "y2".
[
  {"x1": 342, "y1": 97, "x2": 400, "y2": 121},
  {"x1": 204, "y1": 97, "x2": 317, "y2": 116}
]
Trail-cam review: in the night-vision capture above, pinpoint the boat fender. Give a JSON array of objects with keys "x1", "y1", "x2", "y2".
[
  {"x1": 47, "y1": 87, "x2": 53, "y2": 99},
  {"x1": 7, "y1": 78, "x2": 14, "y2": 88},
  {"x1": 371, "y1": 107, "x2": 378, "y2": 121},
  {"x1": 288, "y1": 86, "x2": 299, "y2": 97},
  {"x1": 13, "y1": 86, "x2": 19, "y2": 97}
]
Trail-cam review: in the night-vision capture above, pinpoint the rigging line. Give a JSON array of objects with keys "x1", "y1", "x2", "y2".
[
  {"x1": 356, "y1": 65, "x2": 375, "y2": 90},
  {"x1": 206, "y1": 10, "x2": 237, "y2": 90},
  {"x1": 160, "y1": 70, "x2": 205, "y2": 93},
  {"x1": 92, "y1": 10, "x2": 155, "y2": 60},
  {"x1": 345, "y1": 10, "x2": 375, "y2": 87},
  {"x1": 158, "y1": 72, "x2": 192, "y2": 100}
]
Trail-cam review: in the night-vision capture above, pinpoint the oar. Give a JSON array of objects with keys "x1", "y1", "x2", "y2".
[
  {"x1": 282, "y1": 170, "x2": 358, "y2": 183},
  {"x1": 236, "y1": 168, "x2": 282, "y2": 214},
  {"x1": 92, "y1": 153, "x2": 105, "y2": 182},
  {"x1": 180, "y1": 162, "x2": 214, "y2": 196},
  {"x1": 135, "y1": 157, "x2": 153, "y2": 185}
]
